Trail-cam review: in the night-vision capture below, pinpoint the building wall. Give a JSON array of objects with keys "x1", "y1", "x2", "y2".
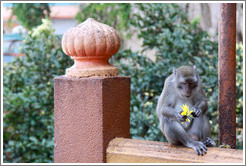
[
  {"x1": 51, "y1": 19, "x2": 78, "y2": 35},
  {"x1": 179, "y1": 3, "x2": 243, "y2": 42}
]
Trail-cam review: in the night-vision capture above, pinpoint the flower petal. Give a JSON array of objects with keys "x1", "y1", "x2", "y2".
[{"x1": 187, "y1": 110, "x2": 193, "y2": 116}]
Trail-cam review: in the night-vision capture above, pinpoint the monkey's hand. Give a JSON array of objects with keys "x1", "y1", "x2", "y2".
[
  {"x1": 176, "y1": 110, "x2": 187, "y2": 122},
  {"x1": 188, "y1": 141, "x2": 207, "y2": 156},
  {"x1": 191, "y1": 107, "x2": 202, "y2": 117}
]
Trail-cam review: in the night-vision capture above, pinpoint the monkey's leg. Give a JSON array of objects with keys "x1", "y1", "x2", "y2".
[
  {"x1": 189, "y1": 115, "x2": 216, "y2": 147},
  {"x1": 165, "y1": 121, "x2": 191, "y2": 145},
  {"x1": 163, "y1": 119, "x2": 207, "y2": 155}
]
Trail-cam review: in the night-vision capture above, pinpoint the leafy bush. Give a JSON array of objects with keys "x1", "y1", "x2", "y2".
[
  {"x1": 236, "y1": 43, "x2": 243, "y2": 126},
  {"x1": 75, "y1": 3, "x2": 131, "y2": 32},
  {"x1": 235, "y1": 43, "x2": 243, "y2": 149},
  {"x1": 3, "y1": 19, "x2": 73, "y2": 162},
  {"x1": 9, "y1": 3, "x2": 50, "y2": 30}
]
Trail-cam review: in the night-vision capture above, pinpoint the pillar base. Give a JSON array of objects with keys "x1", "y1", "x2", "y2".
[
  {"x1": 54, "y1": 76, "x2": 130, "y2": 163},
  {"x1": 66, "y1": 66, "x2": 118, "y2": 78}
]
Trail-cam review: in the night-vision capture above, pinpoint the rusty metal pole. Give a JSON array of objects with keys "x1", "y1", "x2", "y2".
[{"x1": 218, "y1": 3, "x2": 237, "y2": 149}]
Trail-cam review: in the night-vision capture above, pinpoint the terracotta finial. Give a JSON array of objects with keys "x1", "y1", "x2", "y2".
[{"x1": 62, "y1": 18, "x2": 120, "y2": 77}]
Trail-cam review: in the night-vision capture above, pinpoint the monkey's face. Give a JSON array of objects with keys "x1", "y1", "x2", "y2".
[
  {"x1": 175, "y1": 75, "x2": 199, "y2": 99},
  {"x1": 177, "y1": 79, "x2": 198, "y2": 99},
  {"x1": 174, "y1": 66, "x2": 200, "y2": 99}
]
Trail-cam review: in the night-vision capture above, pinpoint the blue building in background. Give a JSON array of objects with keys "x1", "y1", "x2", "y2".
[
  {"x1": 3, "y1": 3, "x2": 79, "y2": 64},
  {"x1": 3, "y1": 33, "x2": 25, "y2": 63}
]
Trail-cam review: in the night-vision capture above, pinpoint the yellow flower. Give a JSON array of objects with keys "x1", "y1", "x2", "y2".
[{"x1": 180, "y1": 104, "x2": 193, "y2": 124}]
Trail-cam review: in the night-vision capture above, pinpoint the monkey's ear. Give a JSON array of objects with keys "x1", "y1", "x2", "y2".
[
  {"x1": 173, "y1": 68, "x2": 177, "y2": 75},
  {"x1": 193, "y1": 65, "x2": 197, "y2": 72},
  {"x1": 193, "y1": 65, "x2": 199, "y2": 78}
]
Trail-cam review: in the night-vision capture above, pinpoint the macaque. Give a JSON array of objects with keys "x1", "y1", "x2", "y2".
[{"x1": 156, "y1": 65, "x2": 215, "y2": 156}]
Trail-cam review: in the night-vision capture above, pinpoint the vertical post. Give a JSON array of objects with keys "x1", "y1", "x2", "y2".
[
  {"x1": 54, "y1": 18, "x2": 130, "y2": 163},
  {"x1": 218, "y1": 4, "x2": 236, "y2": 148}
]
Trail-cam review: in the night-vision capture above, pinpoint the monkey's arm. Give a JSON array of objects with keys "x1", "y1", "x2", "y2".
[
  {"x1": 161, "y1": 105, "x2": 181, "y2": 120},
  {"x1": 192, "y1": 91, "x2": 208, "y2": 117},
  {"x1": 194, "y1": 100, "x2": 208, "y2": 113},
  {"x1": 156, "y1": 84, "x2": 185, "y2": 122}
]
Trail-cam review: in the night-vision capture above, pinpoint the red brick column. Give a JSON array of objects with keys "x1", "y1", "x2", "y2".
[{"x1": 54, "y1": 18, "x2": 130, "y2": 163}]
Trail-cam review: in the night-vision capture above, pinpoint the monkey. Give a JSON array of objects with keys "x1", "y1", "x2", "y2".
[{"x1": 156, "y1": 65, "x2": 216, "y2": 156}]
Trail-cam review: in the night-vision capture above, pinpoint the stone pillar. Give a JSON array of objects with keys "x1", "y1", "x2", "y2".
[
  {"x1": 54, "y1": 18, "x2": 130, "y2": 163},
  {"x1": 218, "y1": 4, "x2": 236, "y2": 149}
]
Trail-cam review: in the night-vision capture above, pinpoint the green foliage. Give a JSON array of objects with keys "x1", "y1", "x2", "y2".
[
  {"x1": 236, "y1": 43, "x2": 243, "y2": 126},
  {"x1": 3, "y1": 19, "x2": 73, "y2": 162},
  {"x1": 75, "y1": 3, "x2": 131, "y2": 32},
  {"x1": 10, "y1": 3, "x2": 50, "y2": 30},
  {"x1": 112, "y1": 4, "x2": 243, "y2": 145},
  {"x1": 235, "y1": 42, "x2": 243, "y2": 150}
]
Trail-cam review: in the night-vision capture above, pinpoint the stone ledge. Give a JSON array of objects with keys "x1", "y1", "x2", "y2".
[{"x1": 106, "y1": 138, "x2": 243, "y2": 163}]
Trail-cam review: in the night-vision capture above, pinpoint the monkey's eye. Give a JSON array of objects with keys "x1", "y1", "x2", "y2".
[{"x1": 190, "y1": 81, "x2": 198, "y2": 88}]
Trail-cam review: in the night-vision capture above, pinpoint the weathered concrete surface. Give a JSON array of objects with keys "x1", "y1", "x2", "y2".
[
  {"x1": 107, "y1": 138, "x2": 244, "y2": 163},
  {"x1": 54, "y1": 76, "x2": 130, "y2": 163}
]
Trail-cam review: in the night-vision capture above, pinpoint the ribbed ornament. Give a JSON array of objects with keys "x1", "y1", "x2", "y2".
[{"x1": 62, "y1": 18, "x2": 120, "y2": 77}]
